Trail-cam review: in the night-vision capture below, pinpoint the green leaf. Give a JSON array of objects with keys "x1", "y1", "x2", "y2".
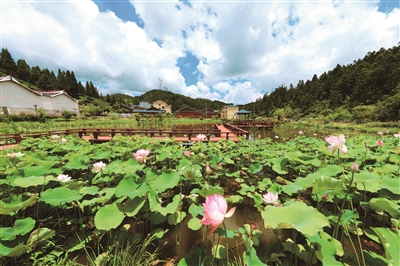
[
  {"x1": 0, "y1": 194, "x2": 39, "y2": 215},
  {"x1": 371, "y1": 227, "x2": 400, "y2": 266},
  {"x1": 249, "y1": 163, "x2": 263, "y2": 174},
  {"x1": 354, "y1": 171, "x2": 382, "y2": 193},
  {"x1": 26, "y1": 228, "x2": 55, "y2": 251},
  {"x1": 211, "y1": 244, "x2": 226, "y2": 259},
  {"x1": 0, "y1": 239, "x2": 27, "y2": 257},
  {"x1": 307, "y1": 231, "x2": 344, "y2": 265},
  {"x1": 12, "y1": 175, "x2": 55, "y2": 188},
  {"x1": 120, "y1": 197, "x2": 146, "y2": 217},
  {"x1": 261, "y1": 201, "x2": 330, "y2": 236},
  {"x1": 369, "y1": 198, "x2": 400, "y2": 219},
  {"x1": 23, "y1": 163, "x2": 54, "y2": 177},
  {"x1": 94, "y1": 202, "x2": 125, "y2": 231},
  {"x1": 272, "y1": 158, "x2": 289, "y2": 174},
  {"x1": 148, "y1": 171, "x2": 180, "y2": 192},
  {"x1": 167, "y1": 211, "x2": 186, "y2": 225},
  {"x1": 311, "y1": 176, "x2": 344, "y2": 195},
  {"x1": 0, "y1": 217, "x2": 36, "y2": 241},
  {"x1": 243, "y1": 247, "x2": 266, "y2": 265},
  {"x1": 40, "y1": 187, "x2": 82, "y2": 206},
  {"x1": 64, "y1": 158, "x2": 87, "y2": 170},
  {"x1": 188, "y1": 217, "x2": 202, "y2": 231},
  {"x1": 380, "y1": 177, "x2": 400, "y2": 195},
  {"x1": 114, "y1": 176, "x2": 149, "y2": 199}
]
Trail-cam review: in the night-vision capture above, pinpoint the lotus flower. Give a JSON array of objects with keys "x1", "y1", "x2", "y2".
[
  {"x1": 350, "y1": 161, "x2": 359, "y2": 173},
  {"x1": 262, "y1": 192, "x2": 279, "y2": 204},
  {"x1": 61, "y1": 138, "x2": 67, "y2": 143},
  {"x1": 377, "y1": 131, "x2": 383, "y2": 136},
  {"x1": 298, "y1": 131, "x2": 304, "y2": 135},
  {"x1": 325, "y1": 134, "x2": 347, "y2": 154},
  {"x1": 205, "y1": 164, "x2": 212, "y2": 174},
  {"x1": 134, "y1": 149, "x2": 150, "y2": 163},
  {"x1": 201, "y1": 194, "x2": 236, "y2": 235},
  {"x1": 184, "y1": 150, "x2": 191, "y2": 157},
  {"x1": 92, "y1": 161, "x2": 106, "y2": 173},
  {"x1": 197, "y1": 134, "x2": 206, "y2": 140},
  {"x1": 385, "y1": 130, "x2": 390, "y2": 134},
  {"x1": 7, "y1": 151, "x2": 16, "y2": 158},
  {"x1": 376, "y1": 140, "x2": 384, "y2": 147},
  {"x1": 57, "y1": 174, "x2": 72, "y2": 182},
  {"x1": 394, "y1": 133, "x2": 400, "y2": 138}
]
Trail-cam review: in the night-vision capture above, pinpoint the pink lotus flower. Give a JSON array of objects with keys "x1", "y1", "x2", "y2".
[
  {"x1": 350, "y1": 161, "x2": 359, "y2": 173},
  {"x1": 61, "y1": 138, "x2": 67, "y2": 143},
  {"x1": 7, "y1": 151, "x2": 16, "y2": 158},
  {"x1": 205, "y1": 164, "x2": 212, "y2": 174},
  {"x1": 258, "y1": 134, "x2": 261, "y2": 138},
  {"x1": 262, "y1": 192, "x2": 279, "y2": 204},
  {"x1": 197, "y1": 134, "x2": 206, "y2": 141},
  {"x1": 134, "y1": 149, "x2": 150, "y2": 163},
  {"x1": 376, "y1": 140, "x2": 384, "y2": 147},
  {"x1": 377, "y1": 131, "x2": 383, "y2": 136},
  {"x1": 298, "y1": 131, "x2": 304, "y2": 135},
  {"x1": 325, "y1": 134, "x2": 347, "y2": 154},
  {"x1": 385, "y1": 130, "x2": 390, "y2": 134},
  {"x1": 394, "y1": 133, "x2": 400, "y2": 138},
  {"x1": 57, "y1": 174, "x2": 72, "y2": 182},
  {"x1": 201, "y1": 194, "x2": 236, "y2": 235},
  {"x1": 92, "y1": 161, "x2": 106, "y2": 173},
  {"x1": 184, "y1": 150, "x2": 191, "y2": 157}
]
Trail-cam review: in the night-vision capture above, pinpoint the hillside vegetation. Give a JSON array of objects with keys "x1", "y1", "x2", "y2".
[
  {"x1": 1, "y1": 45, "x2": 399, "y2": 120},
  {"x1": 244, "y1": 45, "x2": 400, "y2": 121}
]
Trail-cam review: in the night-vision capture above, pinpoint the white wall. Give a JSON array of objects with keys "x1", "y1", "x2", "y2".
[{"x1": 0, "y1": 80, "x2": 79, "y2": 115}]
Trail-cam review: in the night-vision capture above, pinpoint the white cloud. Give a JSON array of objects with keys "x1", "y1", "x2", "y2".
[{"x1": 2, "y1": 0, "x2": 399, "y2": 105}]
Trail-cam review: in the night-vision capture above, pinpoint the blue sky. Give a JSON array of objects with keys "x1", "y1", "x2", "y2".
[{"x1": 2, "y1": 0, "x2": 399, "y2": 104}]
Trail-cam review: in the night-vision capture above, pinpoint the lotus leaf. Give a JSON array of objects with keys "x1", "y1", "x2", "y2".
[
  {"x1": 0, "y1": 217, "x2": 36, "y2": 241},
  {"x1": 94, "y1": 202, "x2": 125, "y2": 231},
  {"x1": 262, "y1": 201, "x2": 330, "y2": 236}
]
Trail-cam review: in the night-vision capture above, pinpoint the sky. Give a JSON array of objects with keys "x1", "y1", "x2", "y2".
[{"x1": 1, "y1": 0, "x2": 399, "y2": 105}]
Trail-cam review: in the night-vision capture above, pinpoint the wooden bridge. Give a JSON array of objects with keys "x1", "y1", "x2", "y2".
[{"x1": 0, "y1": 123, "x2": 250, "y2": 149}]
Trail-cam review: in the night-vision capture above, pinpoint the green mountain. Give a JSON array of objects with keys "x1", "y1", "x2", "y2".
[{"x1": 244, "y1": 45, "x2": 400, "y2": 121}]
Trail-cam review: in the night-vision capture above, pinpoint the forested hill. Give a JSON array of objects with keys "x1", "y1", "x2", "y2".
[
  {"x1": 107, "y1": 90, "x2": 230, "y2": 112},
  {"x1": 244, "y1": 45, "x2": 400, "y2": 121}
]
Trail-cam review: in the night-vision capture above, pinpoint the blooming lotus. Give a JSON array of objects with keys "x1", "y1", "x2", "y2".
[
  {"x1": 201, "y1": 194, "x2": 236, "y2": 235},
  {"x1": 61, "y1": 138, "x2": 67, "y2": 143},
  {"x1": 134, "y1": 149, "x2": 150, "y2": 163},
  {"x1": 197, "y1": 134, "x2": 206, "y2": 140},
  {"x1": 184, "y1": 150, "x2": 191, "y2": 157},
  {"x1": 57, "y1": 174, "x2": 72, "y2": 182},
  {"x1": 377, "y1": 131, "x2": 383, "y2": 136},
  {"x1": 376, "y1": 140, "x2": 384, "y2": 147},
  {"x1": 262, "y1": 192, "x2": 279, "y2": 204},
  {"x1": 298, "y1": 131, "x2": 304, "y2": 135},
  {"x1": 92, "y1": 161, "x2": 106, "y2": 173},
  {"x1": 394, "y1": 133, "x2": 400, "y2": 138},
  {"x1": 385, "y1": 130, "x2": 390, "y2": 134},
  {"x1": 325, "y1": 134, "x2": 347, "y2": 154}
]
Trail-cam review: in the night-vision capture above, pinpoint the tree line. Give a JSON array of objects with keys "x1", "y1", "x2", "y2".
[
  {"x1": 0, "y1": 48, "x2": 100, "y2": 99},
  {"x1": 2, "y1": 45, "x2": 399, "y2": 121},
  {"x1": 244, "y1": 44, "x2": 400, "y2": 121}
]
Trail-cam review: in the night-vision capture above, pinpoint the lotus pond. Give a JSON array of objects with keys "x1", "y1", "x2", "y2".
[{"x1": 0, "y1": 131, "x2": 399, "y2": 265}]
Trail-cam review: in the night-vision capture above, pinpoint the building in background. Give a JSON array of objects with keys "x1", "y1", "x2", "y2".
[
  {"x1": 153, "y1": 100, "x2": 172, "y2": 114},
  {"x1": 0, "y1": 75, "x2": 79, "y2": 116},
  {"x1": 220, "y1": 105, "x2": 239, "y2": 120}
]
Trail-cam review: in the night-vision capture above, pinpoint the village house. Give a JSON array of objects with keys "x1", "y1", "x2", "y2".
[
  {"x1": 153, "y1": 100, "x2": 172, "y2": 114},
  {"x1": 174, "y1": 107, "x2": 203, "y2": 118},
  {"x1": 220, "y1": 105, "x2": 239, "y2": 120},
  {"x1": 0, "y1": 75, "x2": 79, "y2": 116}
]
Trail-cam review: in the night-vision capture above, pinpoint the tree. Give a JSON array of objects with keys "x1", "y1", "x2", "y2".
[
  {"x1": 16, "y1": 59, "x2": 31, "y2": 81},
  {"x1": 0, "y1": 48, "x2": 17, "y2": 75}
]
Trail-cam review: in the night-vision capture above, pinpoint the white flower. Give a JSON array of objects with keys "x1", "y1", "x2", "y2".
[
  {"x1": 262, "y1": 192, "x2": 279, "y2": 204},
  {"x1": 196, "y1": 134, "x2": 206, "y2": 140},
  {"x1": 57, "y1": 174, "x2": 72, "y2": 182},
  {"x1": 92, "y1": 161, "x2": 106, "y2": 173}
]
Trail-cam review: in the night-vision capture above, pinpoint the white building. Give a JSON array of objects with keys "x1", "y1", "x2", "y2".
[{"x1": 0, "y1": 75, "x2": 79, "y2": 116}]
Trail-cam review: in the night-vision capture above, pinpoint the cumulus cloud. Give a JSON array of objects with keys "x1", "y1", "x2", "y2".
[{"x1": 2, "y1": 0, "x2": 399, "y2": 105}]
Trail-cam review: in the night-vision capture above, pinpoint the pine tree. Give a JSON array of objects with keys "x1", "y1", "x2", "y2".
[{"x1": 0, "y1": 48, "x2": 17, "y2": 75}]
